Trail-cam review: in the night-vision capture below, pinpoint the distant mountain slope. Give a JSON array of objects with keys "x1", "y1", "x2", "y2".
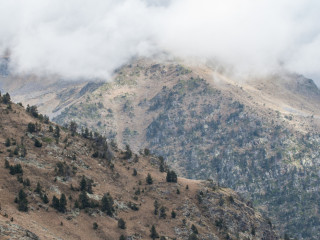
[
  {"x1": 48, "y1": 59, "x2": 320, "y2": 239},
  {"x1": 0, "y1": 94, "x2": 277, "y2": 239},
  {"x1": 0, "y1": 64, "x2": 103, "y2": 119}
]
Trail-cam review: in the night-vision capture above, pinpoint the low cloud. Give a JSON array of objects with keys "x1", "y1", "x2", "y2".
[{"x1": 0, "y1": 0, "x2": 319, "y2": 81}]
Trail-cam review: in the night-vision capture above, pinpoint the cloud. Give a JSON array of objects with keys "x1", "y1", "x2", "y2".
[{"x1": 0, "y1": 0, "x2": 319, "y2": 81}]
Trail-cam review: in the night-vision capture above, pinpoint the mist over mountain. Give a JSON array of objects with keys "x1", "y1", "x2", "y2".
[
  {"x1": 1, "y1": 1, "x2": 320, "y2": 240},
  {"x1": 0, "y1": 0, "x2": 320, "y2": 82}
]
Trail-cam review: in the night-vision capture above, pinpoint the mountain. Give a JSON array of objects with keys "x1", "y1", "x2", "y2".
[
  {"x1": 0, "y1": 58, "x2": 103, "y2": 119},
  {"x1": 3, "y1": 57, "x2": 320, "y2": 239},
  {"x1": 0, "y1": 94, "x2": 278, "y2": 239}
]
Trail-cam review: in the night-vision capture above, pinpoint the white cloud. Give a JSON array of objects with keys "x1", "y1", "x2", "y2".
[{"x1": 0, "y1": 0, "x2": 319, "y2": 81}]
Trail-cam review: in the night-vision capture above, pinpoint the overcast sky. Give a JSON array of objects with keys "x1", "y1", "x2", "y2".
[{"x1": 0, "y1": 0, "x2": 319, "y2": 81}]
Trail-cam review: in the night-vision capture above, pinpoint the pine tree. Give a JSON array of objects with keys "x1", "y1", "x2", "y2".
[
  {"x1": 74, "y1": 200, "x2": 79, "y2": 208},
  {"x1": 171, "y1": 210, "x2": 176, "y2": 218},
  {"x1": 150, "y1": 225, "x2": 159, "y2": 239},
  {"x1": 35, "y1": 182, "x2": 42, "y2": 194},
  {"x1": 101, "y1": 193, "x2": 114, "y2": 216},
  {"x1": 166, "y1": 171, "x2": 178, "y2": 183},
  {"x1": 2, "y1": 93, "x2": 11, "y2": 104},
  {"x1": 42, "y1": 193, "x2": 49, "y2": 204},
  {"x1": 80, "y1": 176, "x2": 87, "y2": 191},
  {"x1": 79, "y1": 191, "x2": 90, "y2": 209},
  {"x1": 154, "y1": 200, "x2": 159, "y2": 215},
  {"x1": 124, "y1": 144, "x2": 132, "y2": 159},
  {"x1": 52, "y1": 196, "x2": 60, "y2": 210},
  {"x1": 160, "y1": 206, "x2": 166, "y2": 219},
  {"x1": 17, "y1": 189, "x2": 28, "y2": 212},
  {"x1": 146, "y1": 173, "x2": 153, "y2": 185},
  {"x1": 54, "y1": 126, "x2": 60, "y2": 139},
  {"x1": 59, "y1": 193, "x2": 67, "y2": 213},
  {"x1": 69, "y1": 121, "x2": 77, "y2": 136},
  {"x1": 87, "y1": 179, "x2": 93, "y2": 194}
]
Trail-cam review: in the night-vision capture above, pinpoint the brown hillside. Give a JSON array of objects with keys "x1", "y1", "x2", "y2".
[{"x1": 0, "y1": 95, "x2": 277, "y2": 239}]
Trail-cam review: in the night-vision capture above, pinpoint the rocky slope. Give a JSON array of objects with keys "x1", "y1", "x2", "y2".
[
  {"x1": 46, "y1": 58, "x2": 320, "y2": 239},
  {"x1": 0, "y1": 94, "x2": 277, "y2": 239}
]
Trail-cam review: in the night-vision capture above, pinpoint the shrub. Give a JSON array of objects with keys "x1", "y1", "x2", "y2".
[
  {"x1": 188, "y1": 233, "x2": 198, "y2": 240},
  {"x1": 93, "y1": 222, "x2": 98, "y2": 230},
  {"x1": 27, "y1": 123, "x2": 36, "y2": 133},
  {"x1": 144, "y1": 148, "x2": 150, "y2": 155},
  {"x1": 5, "y1": 138, "x2": 11, "y2": 147},
  {"x1": 34, "y1": 139, "x2": 42, "y2": 148},
  {"x1": 23, "y1": 178, "x2": 31, "y2": 186},
  {"x1": 118, "y1": 218, "x2": 126, "y2": 229},
  {"x1": 4, "y1": 159, "x2": 9, "y2": 169},
  {"x1": 133, "y1": 168, "x2": 137, "y2": 176}
]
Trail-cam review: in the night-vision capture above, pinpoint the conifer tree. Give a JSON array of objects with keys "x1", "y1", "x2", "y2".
[
  {"x1": 171, "y1": 210, "x2": 176, "y2": 218},
  {"x1": 59, "y1": 193, "x2": 67, "y2": 213},
  {"x1": 35, "y1": 182, "x2": 42, "y2": 194},
  {"x1": 101, "y1": 193, "x2": 114, "y2": 216},
  {"x1": 160, "y1": 206, "x2": 166, "y2": 219},
  {"x1": 17, "y1": 189, "x2": 28, "y2": 212},
  {"x1": 150, "y1": 225, "x2": 159, "y2": 239},
  {"x1": 42, "y1": 193, "x2": 49, "y2": 204},
  {"x1": 54, "y1": 126, "x2": 60, "y2": 139},
  {"x1": 146, "y1": 173, "x2": 153, "y2": 185},
  {"x1": 52, "y1": 196, "x2": 60, "y2": 210},
  {"x1": 154, "y1": 200, "x2": 159, "y2": 215},
  {"x1": 79, "y1": 191, "x2": 90, "y2": 209},
  {"x1": 80, "y1": 176, "x2": 87, "y2": 191},
  {"x1": 2, "y1": 93, "x2": 11, "y2": 104}
]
